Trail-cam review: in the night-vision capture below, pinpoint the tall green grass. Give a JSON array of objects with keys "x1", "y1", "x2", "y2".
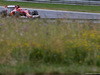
[{"x1": 0, "y1": 18, "x2": 100, "y2": 74}]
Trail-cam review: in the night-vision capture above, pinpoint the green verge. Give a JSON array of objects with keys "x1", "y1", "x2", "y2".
[{"x1": 0, "y1": 0, "x2": 100, "y2": 13}]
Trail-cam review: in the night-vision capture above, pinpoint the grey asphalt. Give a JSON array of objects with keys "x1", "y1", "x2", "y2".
[{"x1": 0, "y1": 6, "x2": 100, "y2": 19}]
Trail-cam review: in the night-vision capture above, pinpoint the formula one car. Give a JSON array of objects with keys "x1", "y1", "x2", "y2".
[{"x1": 0, "y1": 5, "x2": 40, "y2": 18}]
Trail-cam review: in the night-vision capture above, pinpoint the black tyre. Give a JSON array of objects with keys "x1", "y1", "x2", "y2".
[
  {"x1": 29, "y1": 10, "x2": 31, "y2": 15},
  {"x1": 15, "y1": 11, "x2": 20, "y2": 17},
  {"x1": 1, "y1": 10, "x2": 7, "y2": 17},
  {"x1": 32, "y1": 10, "x2": 38, "y2": 15}
]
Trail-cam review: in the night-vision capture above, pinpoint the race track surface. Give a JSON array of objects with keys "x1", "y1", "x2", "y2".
[{"x1": 0, "y1": 6, "x2": 100, "y2": 19}]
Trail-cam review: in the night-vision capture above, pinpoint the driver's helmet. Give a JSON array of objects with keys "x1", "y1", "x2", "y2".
[
  {"x1": 17, "y1": 5, "x2": 20, "y2": 8},
  {"x1": 15, "y1": 5, "x2": 20, "y2": 9}
]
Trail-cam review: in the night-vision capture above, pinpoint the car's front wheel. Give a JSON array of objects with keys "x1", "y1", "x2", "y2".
[{"x1": 32, "y1": 10, "x2": 39, "y2": 15}]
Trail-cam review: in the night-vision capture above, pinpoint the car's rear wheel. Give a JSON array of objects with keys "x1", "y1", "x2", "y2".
[{"x1": 1, "y1": 10, "x2": 7, "y2": 17}]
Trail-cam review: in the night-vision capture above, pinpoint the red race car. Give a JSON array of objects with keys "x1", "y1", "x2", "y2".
[{"x1": 1, "y1": 5, "x2": 40, "y2": 18}]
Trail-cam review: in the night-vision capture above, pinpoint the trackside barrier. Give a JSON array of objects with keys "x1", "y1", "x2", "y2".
[{"x1": 5, "y1": 0, "x2": 100, "y2": 6}]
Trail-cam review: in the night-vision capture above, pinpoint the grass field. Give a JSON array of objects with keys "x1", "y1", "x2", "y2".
[
  {"x1": 0, "y1": 0, "x2": 100, "y2": 74},
  {"x1": 0, "y1": 18, "x2": 100, "y2": 74},
  {"x1": 0, "y1": 0, "x2": 100, "y2": 13}
]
